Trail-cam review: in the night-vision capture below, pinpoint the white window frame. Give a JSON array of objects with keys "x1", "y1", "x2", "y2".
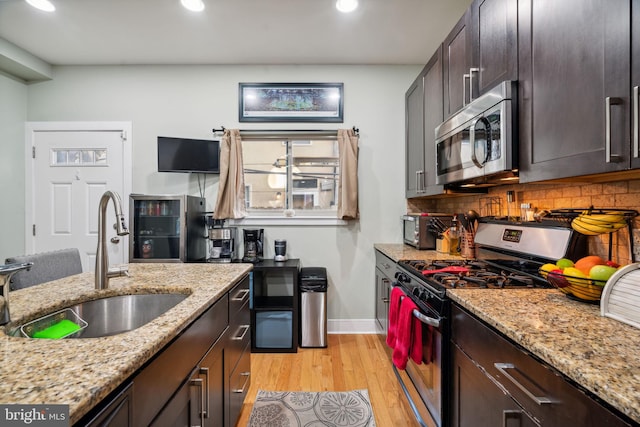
[{"x1": 229, "y1": 132, "x2": 347, "y2": 227}]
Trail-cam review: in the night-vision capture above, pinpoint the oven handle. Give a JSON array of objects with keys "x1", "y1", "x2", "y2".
[{"x1": 412, "y1": 309, "x2": 441, "y2": 328}]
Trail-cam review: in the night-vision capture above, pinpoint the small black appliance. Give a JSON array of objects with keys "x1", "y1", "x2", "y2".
[{"x1": 242, "y1": 229, "x2": 264, "y2": 263}]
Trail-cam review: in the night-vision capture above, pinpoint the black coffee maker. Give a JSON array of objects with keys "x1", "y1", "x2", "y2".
[{"x1": 242, "y1": 229, "x2": 264, "y2": 263}]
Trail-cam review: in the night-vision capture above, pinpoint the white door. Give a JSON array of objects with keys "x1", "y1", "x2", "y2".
[{"x1": 25, "y1": 122, "x2": 133, "y2": 272}]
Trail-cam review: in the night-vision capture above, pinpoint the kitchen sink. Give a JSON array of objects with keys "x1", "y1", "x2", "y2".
[{"x1": 9, "y1": 293, "x2": 189, "y2": 339}]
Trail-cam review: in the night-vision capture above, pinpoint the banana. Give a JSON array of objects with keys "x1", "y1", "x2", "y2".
[
  {"x1": 577, "y1": 214, "x2": 625, "y2": 225},
  {"x1": 571, "y1": 213, "x2": 627, "y2": 235}
]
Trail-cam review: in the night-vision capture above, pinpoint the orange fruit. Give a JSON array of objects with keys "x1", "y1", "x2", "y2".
[{"x1": 574, "y1": 255, "x2": 607, "y2": 275}]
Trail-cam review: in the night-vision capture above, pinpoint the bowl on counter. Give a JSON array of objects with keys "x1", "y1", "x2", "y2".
[{"x1": 539, "y1": 267, "x2": 605, "y2": 303}]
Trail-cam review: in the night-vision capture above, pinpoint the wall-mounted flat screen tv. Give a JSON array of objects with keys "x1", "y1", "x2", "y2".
[{"x1": 157, "y1": 136, "x2": 220, "y2": 174}]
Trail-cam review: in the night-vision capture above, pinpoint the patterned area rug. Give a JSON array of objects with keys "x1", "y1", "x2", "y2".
[{"x1": 248, "y1": 389, "x2": 377, "y2": 427}]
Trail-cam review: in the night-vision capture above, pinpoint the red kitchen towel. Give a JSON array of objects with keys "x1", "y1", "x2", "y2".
[
  {"x1": 386, "y1": 286, "x2": 405, "y2": 349},
  {"x1": 392, "y1": 296, "x2": 423, "y2": 370}
]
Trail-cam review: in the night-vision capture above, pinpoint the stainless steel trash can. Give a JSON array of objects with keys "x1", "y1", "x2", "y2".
[{"x1": 299, "y1": 267, "x2": 328, "y2": 348}]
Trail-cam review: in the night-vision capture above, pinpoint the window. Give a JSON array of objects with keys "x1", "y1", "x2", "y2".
[{"x1": 241, "y1": 137, "x2": 340, "y2": 218}]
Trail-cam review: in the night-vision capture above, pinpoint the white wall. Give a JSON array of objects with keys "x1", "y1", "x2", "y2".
[
  {"x1": 0, "y1": 73, "x2": 28, "y2": 262},
  {"x1": 22, "y1": 64, "x2": 416, "y2": 327}
]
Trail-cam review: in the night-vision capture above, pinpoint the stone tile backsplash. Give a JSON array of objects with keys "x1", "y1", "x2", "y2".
[{"x1": 408, "y1": 179, "x2": 640, "y2": 265}]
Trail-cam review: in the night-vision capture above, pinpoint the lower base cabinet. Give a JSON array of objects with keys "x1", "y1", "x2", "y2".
[
  {"x1": 451, "y1": 304, "x2": 633, "y2": 427},
  {"x1": 76, "y1": 275, "x2": 250, "y2": 427},
  {"x1": 452, "y1": 344, "x2": 538, "y2": 427}
]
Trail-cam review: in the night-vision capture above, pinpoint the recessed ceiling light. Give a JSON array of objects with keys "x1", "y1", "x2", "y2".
[
  {"x1": 336, "y1": 0, "x2": 358, "y2": 13},
  {"x1": 25, "y1": 0, "x2": 55, "y2": 12},
  {"x1": 181, "y1": 0, "x2": 205, "y2": 12}
]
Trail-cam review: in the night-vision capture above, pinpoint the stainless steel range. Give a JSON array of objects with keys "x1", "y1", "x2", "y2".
[{"x1": 391, "y1": 218, "x2": 587, "y2": 427}]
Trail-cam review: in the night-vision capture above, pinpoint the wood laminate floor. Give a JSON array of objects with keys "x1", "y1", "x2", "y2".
[{"x1": 235, "y1": 334, "x2": 421, "y2": 426}]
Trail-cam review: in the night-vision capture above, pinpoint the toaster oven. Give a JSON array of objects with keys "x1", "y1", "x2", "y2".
[{"x1": 402, "y1": 214, "x2": 452, "y2": 250}]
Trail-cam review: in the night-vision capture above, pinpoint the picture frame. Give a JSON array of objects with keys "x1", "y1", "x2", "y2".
[{"x1": 239, "y1": 83, "x2": 344, "y2": 122}]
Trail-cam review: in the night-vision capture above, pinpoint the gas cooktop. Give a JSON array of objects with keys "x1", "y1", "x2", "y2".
[{"x1": 398, "y1": 258, "x2": 548, "y2": 291}]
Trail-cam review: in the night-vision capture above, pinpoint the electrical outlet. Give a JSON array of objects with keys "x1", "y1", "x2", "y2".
[{"x1": 633, "y1": 229, "x2": 640, "y2": 261}]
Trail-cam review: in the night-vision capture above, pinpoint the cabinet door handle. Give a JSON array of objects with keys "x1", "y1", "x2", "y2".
[
  {"x1": 231, "y1": 288, "x2": 249, "y2": 302},
  {"x1": 463, "y1": 73, "x2": 470, "y2": 106},
  {"x1": 469, "y1": 68, "x2": 479, "y2": 102},
  {"x1": 605, "y1": 96, "x2": 623, "y2": 163},
  {"x1": 232, "y1": 372, "x2": 251, "y2": 393},
  {"x1": 190, "y1": 377, "x2": 205, "y2": 426},
  {"x1": 634, "y1": 86, "x2": 639, "y2": 158},
  {"x1": 502, "y1": 409, "x2": 524, "y2": 427},
  {"x1": 232, "y1": 324, "x2": 250, "y2": 341},
  {"x1": 494, "y1": 363, "x2": 554, "y2": 405},
  {"x1": 199, "y1": 367, "x2": 210, "y2": 419},
  {"x1": 415, "y1": 170, "x2": 424, "y2": 193}
]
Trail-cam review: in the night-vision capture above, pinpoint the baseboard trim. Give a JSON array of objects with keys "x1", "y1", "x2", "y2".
[{"x1": 327, "y1": 319, "x2": 381, "y2": 334}]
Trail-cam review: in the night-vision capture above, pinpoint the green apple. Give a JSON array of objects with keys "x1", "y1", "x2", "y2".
[
  {"x1": 589, "y1": 265, "x2": 618, "y2": 286},
  {"x1": 556, "y1": 258, "x2": 574, "y2": 269}
]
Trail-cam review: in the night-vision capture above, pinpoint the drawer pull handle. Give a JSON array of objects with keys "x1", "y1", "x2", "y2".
[
  {"x1": 494, "y1": 363, "x2": 554, "y2": 405},
  {"x1": 189, "y1": 377, "x2": 205, "y2": 426},
  {"x1": 231, "y1": 288, "x2": 249, "y2": 302},
  {"x1": 232, "y1": 372, "x2": 251, "y2": 394},
  {"x1": 232, "y1": 324, "x2": 250, "y2": 341},
  {"x1": 199, "y1": 367, "x2": 210, "y2": 418},
  {"x1": 605, "y1": 96, "x2": 623, "y2": 163},
  {"x1": 502, "y1": 409, "x2": 523, "y2": 427}
]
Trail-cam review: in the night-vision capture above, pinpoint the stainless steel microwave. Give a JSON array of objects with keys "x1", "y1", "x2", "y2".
[{"x1": 435, "y1": 81, "x2": 518, "y2": 186}]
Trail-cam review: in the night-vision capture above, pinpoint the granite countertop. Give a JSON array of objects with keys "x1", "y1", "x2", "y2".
[
  {"x1": 374, "y1": 242, "x2": 640, "y2": 423},
  {"x1": 0, "y1": 262, "x2": 252, "y2": 425},
  {"x1": 374, "y1": 243, "x2": 463, "y2": 262},
  {"x1": 448, "y1": 289, "x2": 640, "y2": 424}
]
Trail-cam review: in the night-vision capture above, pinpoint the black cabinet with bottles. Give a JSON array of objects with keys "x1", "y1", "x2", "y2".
[
  {"x1": 443, "y1": 0, "x2": 518, "y2": 119},
  {"x1": 405, "y1": 46, "x2": 446, "y2": 198},
  {"x1": 250, "y1": 259, "x2": 300, "y2": 353},
  {"x1": 129, "y1": 194, "x2": 206, "y2": 263},
  {"x1": 451, "y1": 304, "x2": 632, "y2": 427},
  {"x1": 518, "y1": 0, "x2": 633, "y2": 182}
]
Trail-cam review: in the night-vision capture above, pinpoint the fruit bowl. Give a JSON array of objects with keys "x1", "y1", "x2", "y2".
[{"x1": 538, "y1": 267, "x2": 605, "y2": 303}]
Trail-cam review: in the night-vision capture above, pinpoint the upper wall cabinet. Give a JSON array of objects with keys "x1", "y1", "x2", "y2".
[
  {"x1": 518, "y1": 0, "x2": 632, "y2": 182},
  {"x1": 405, "y1": 46, "x2": 445, "y2": 198},
  {"x1": 443, "y1": 0, "x2": 518, "y2": 119}
]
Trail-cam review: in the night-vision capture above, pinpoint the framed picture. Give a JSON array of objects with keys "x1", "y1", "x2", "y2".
[{"x1": 239, "y1": 83, "x2": 344, "y2": 122}]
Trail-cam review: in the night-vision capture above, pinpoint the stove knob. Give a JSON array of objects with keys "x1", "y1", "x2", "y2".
[{"x1": 395, "y1": 272, "x2": 409, "y2": 283}]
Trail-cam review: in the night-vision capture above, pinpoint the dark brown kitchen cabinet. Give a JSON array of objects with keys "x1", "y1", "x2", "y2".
[
  {"x1": 406, "y1": 66, "x2": 428, "y2": 198},
  {"x1": 452, "y1": 344, "x2": 538, "y2": 427},
  {"x1": 631, "y1": 0, "x2": 640, "y2": 169},
  {"x1": 225, "y1": 276, "x2": 251, "y2": 427},
  {"x1": 518, "y1": 0, "x2": 631, "y2": 182},
  {"x1": 443, "y1": 0, "x2": 518, "y2": 118},
  {"x1": 405, "y1": 46, "x2": 446, "y2": 197},
  {"x1": 374, "y1": 250, "x2": 396, "y2": 334},
  {"x1": 451, "y1": 304, "x2": 633, "y2": 427},
  {"x1": 150, "y1": 339, "x2": 225, "y2": 427},
  {"x1": 82, "y1": 383, "x2": 133, "y2": 427}
]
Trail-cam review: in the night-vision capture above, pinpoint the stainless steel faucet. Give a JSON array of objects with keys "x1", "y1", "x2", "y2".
[
  {"x1": 95, "y1": 191, "x2": 129, "y2": 290},
  {"x1": 0, "y1": 262, "x2": 33, "y2": 325}
]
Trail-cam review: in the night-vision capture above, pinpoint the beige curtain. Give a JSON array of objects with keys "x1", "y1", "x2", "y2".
[
  {"x1": 214, "y1": 129, "x2": 247, "y2": 219},
  {"x1": 337, "y1": 129, "x2": 359, "y2": 220}
]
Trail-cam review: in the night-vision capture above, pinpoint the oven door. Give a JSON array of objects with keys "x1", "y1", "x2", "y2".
[{"x1": 391, "y1": 284, "x2": 447, "y2": 427}]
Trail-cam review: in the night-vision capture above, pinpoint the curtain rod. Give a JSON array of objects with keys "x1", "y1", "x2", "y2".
[{"x1": 212, "y1": 126, "x2": 359, "y2": 137}]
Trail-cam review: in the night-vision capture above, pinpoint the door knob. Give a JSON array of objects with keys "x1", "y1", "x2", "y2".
[{"x1": 110, "y1": 237, "x2": 120, "y2": 244}]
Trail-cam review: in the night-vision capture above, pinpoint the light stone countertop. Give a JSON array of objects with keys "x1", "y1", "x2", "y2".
[
  {"x1": 448, "y1": 289, "x2": 640, "y2": 424},
  {"x1": 0, "y1": 262, "x2": 252, "y2": 425},
  {"x1": 374, "y1": 243, "x2": 640, "y2": 424}
]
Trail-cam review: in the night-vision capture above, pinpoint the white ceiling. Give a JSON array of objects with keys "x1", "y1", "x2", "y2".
[{"x1": 0, "y1": 0, "x2": 472, "y2": 66}]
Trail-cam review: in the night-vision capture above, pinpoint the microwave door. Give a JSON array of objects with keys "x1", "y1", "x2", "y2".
[
  {"x1": 471, "y1": 117, "x2": 491, "y2": 168},
  {"x1": 436, "y1": 128, "x2": 476, "y2": 184}
]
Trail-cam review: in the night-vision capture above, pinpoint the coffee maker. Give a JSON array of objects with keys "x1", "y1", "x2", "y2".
[
  {"x1": 208, "y1": 227, "x2": 237, "y2": 263},
  {"x1": 206, "y1": 216, "x2": 237, "y2": 263},
  {"x1": 242, "y1": 229, "x2": 264, "y2": 263}
]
